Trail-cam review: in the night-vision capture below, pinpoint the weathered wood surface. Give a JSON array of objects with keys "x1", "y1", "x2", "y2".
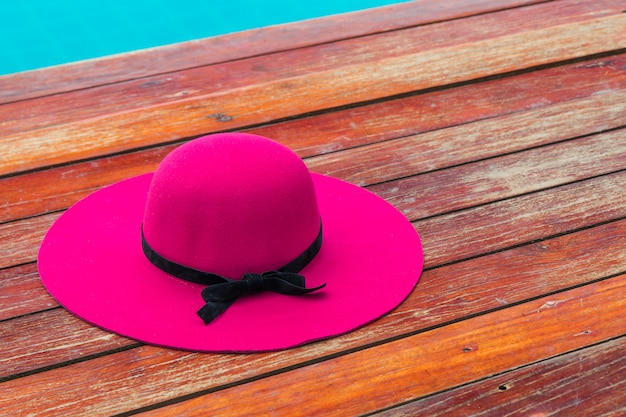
[
  {"x1": 2, "y1": 0, "x2": 620, "y2": 136},
  {"x1": 374, "y1": 337, "x2": 626, "y2": 417},
  {"x1": 3, "y1": 53, "x2": 626, "y2": 223},
  {"x1": 2, "y1": 217, "x2": 625, "y2": 390},
  {"x1": 2, "y1": 11, "x2": 626, "y2": 176},
  {"x1": 1, "y1": 0, "x2": 624, "y2": 415},
  {"x1": 0, "y1": 0, "x2": 548, "y2": 104},
  {"x1": 136, "y1": 277, "x2": 625, "y2": 417}
]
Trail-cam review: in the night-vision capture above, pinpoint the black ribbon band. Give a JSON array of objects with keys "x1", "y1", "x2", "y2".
[{"x1": 142, "y1": 225, "x2": 325, "y2": 324}]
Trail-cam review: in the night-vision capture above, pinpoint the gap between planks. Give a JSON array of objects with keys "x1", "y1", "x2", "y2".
[
  {"x1": 2, "y1": 163, "x2": 626, "y2": 271},
  {"x1": 2, "y1": 0, "x2": 617, "y2": 138},
  {"x1": 2, "y1": 82, "x2": 625, "y2": 224},
  {"x1": 306, "y1": 92, "x2": 626, "y2": 187},
  {"x1": 372, "y1": 336, "x2": 626, "y2": 417},
  {"x1": 1, "y1": 13, "x2": 625, "y2": 176},
  {"x1": 0, "y1": 0, "x2": 548, "y2": 104},
  {"x1": 128, "y1": 277, "x2": 626, "y2": 416},
  {"x1": 1, "y1": 214, "x2": 625, "y2": 410}
]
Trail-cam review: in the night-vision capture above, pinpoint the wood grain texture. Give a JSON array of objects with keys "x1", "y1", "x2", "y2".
[
  {"x1": 416, "y1": 170, "x2": 626, "y2": 267},
  {"x1": 0, "y1": 0, "x2": 546, "y2": 104},
  {"x1": 251, "y1": 53, "x2": 626, "y2": 157},
  {"x1": 3, "y1": 160, "x2": 625, "y2": 272},
  {"x1": 0, "y1": 309, "x2": 135, "y2": 380},
  {"x1": 369, "y1": 129, "x2": 626, "y2": 220},
  {"x1": 2, "y1": 2, "x2": 625, "y2": 414},
  {"x1": 2, "y1": 0, "x2": 618, "y2": 137},
  {"x1": 0, "y1": 263, "x2": 55, "y2": 321},
  {"x1": 2, "y1": 14, "x2": 625, "y2": 176},
  {"x1": 308, "y1": 91, "x2": 626, "y2": 186},
  {"x1": 2, "y1": 215, "x2": 624, "y2": 411},
  {"x1": 135, "y1": 277, "x2": 626, "y2": 417},
  {"x1": 0, "y1": 213, "x2": 59, "y2": 269},
  {"x1": 375, "y1": 337, "x2": 626, "y2": 417},
  {"x1": 3, "y1": 54, "x2": 625, "y2": 223}
]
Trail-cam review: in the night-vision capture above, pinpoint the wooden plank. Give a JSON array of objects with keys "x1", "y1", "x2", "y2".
[
  {"x1": 0, "y1": 263, "x2": 55, "y2": 321},
  {"x1": 3, "y1": 54, "x2": 626, "y2": 223},
  {"x1": 2, "y1": 166, "x2": 625, "y2": 273},
  {"x1": 17, "y1": 138, "x2": 620, "y2": 273},
  {"x1": 307, "y1": 92, "x2": 626, "y2": 186},
  {"x1": 1, "y1": 1, "x2": 624, "y2": 415},
  {"x1": 0, "y1": 0, "x2": 546, "y2": 104},
  {"x1": 0, "y1": 309, "x2": 135, "y2": 380},
  {"x1": 2, "y1": 214, "x2": 624, "y2": 408},
  {"x1": 130, "y1": 277, "x2": 626, "y2": 416},
  {"x1": 251, "y1": 53, "x2": 626, "y2": 157},
  {"x1": 2, "y1": 0, "x2": 618, "y2": 137},
  {"x1": 0, "y1": 213, "x2": 59, "y2": 269},
  {"x1": 417, "y1": 170, "x2": 626, "y2": 267},
  {"x1": 369, "y1": 129, "x2": 626, "y2": 220},
  {"x1": 1, "y1": 14, "x2": 624, "y2": 177},
  {"x1": 375, "y1": 337, "x2": 626, "y2": 416}
]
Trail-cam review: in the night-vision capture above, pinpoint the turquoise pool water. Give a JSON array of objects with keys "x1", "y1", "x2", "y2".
[{"x1": 1, "y1": 0, "x2": 401, "y2": 76}]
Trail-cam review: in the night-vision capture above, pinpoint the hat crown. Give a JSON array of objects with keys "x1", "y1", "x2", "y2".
[{"x1": 142, "y1": 133, "x2": 321, "y2": 279}]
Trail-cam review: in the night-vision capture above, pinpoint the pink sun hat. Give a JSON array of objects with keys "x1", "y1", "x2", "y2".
[{"x1": 38, "y1": 133, "x2": 424, "y2": 352}]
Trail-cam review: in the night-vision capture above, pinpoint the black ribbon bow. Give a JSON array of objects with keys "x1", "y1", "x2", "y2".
[
  {"x1": 141, "y1": 224, "x2": 325, "y2": 325},
  {"x1": 197, "y1": 271, "x2": 326, "y2": 324}
]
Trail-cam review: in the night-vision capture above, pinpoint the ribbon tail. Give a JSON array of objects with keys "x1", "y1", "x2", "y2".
[
  {"x1": 197, "y1": 300, "x2": 234, "y2": 325},
  {"x1": 266, "y1": 275, "x2": 327, "y2": 295}
]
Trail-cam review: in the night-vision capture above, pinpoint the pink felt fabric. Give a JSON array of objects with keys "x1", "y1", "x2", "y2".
[
  {"x1": 143, "y1": 134, "x2": 321, "y2": 278},
  {"x1": 38, "y1": 134, "x2": 423, "y2": 352}
]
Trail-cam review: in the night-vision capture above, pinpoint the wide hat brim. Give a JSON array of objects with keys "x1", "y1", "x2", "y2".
[{"x1": 38, "y1": 172, "x2": 423, "y2": 352}]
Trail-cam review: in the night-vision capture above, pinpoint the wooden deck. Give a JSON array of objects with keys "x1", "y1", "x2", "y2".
[{"x1": 1, "y1": 0, "x2": 625, "y2": 415}]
